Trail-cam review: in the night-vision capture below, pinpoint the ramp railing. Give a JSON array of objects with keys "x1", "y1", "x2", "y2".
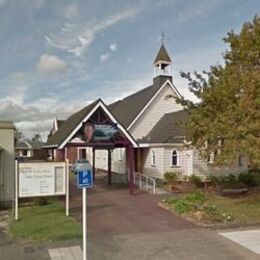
[{"x1": 134, "y1": 172, "x2": 156, "y2": 194}]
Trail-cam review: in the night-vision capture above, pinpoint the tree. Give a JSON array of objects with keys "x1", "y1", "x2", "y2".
[
  {"x1": 31, "y1": 133, "x2": 42, "y2": 142},
  {"x1": 178, "y1": 15, "x2": 260, "y2": 168},
  {"x1": 14, "y1": 128, "x2": 23, "y2": 145}
]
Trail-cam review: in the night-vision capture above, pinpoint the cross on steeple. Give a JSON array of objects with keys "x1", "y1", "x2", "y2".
[
  {"x1": 158, "y1": 30, "x2": 170, "y2": 45},
  {"x1": 153, "y1": 33, "x2": 172, "y2": 78}
]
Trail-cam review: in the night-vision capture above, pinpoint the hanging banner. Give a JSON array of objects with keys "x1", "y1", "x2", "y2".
[{"x1": 78, "y1": 123, "x2": 118, "y2": 143}]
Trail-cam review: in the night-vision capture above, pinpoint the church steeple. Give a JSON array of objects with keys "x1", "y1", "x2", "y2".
[{"x1": 153, "y1": 43, "x2": 172, "y2": 78}]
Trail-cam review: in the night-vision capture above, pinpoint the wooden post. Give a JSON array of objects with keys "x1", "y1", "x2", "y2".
[
  {"x1": 92, "y1": 148, "x2": 95, "y2": 181},
  {"x1": 108, "y1": 149, "x2": 112, "y2": 185},
  {"x1": 128, "y1": 145, "x2": 134, "y2": 195}
]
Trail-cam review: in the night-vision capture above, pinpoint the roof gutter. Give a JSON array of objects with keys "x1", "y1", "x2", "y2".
[
  {"x1": 42, "y1": 144, "x2": 58, "y2": 149},
  {"x1": 139, "y1": 143, "x2": 185, "y2": 148}
]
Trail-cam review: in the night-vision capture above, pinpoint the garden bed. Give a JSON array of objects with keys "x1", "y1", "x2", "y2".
[{"x1": 161, "y1": 190, "x2": 260, "y2": 228}]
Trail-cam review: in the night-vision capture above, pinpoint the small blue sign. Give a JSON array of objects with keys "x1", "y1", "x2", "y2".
[{"x1": 77, "y1": 170, "x2": 93, "y2": 189}]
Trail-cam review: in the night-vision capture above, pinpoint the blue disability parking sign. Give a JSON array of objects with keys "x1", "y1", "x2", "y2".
[{"x1": 77, "y1": 170, "x2": 93, "y2": 189}]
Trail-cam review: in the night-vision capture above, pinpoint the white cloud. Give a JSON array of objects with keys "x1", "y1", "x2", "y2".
[
  {"x1": 45, "y1": 9, "x2": 138, "y2": 57},
  {"x1": 37, "y1": 54, "x2": 67, "y2": 74},
  {"x1": 110, "y1": 43, "x2": 117, "y2": 51},
  {"x1": 64, "y1": 2, "x2": 78, "y2": 19},
  {"x1": 100, "y1": 53, "x2": 110, "y2": 64},
  {"x1": 0, "y1": 95, "x2": 88, "y2": 140}
]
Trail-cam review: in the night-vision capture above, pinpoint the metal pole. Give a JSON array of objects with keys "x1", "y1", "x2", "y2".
[
  {"x1": 92, "y1": 148, "x2": 95, "y2": 181},
  {"x1": 82, "y1": 188, "x2": 87, "y2": 260},
  {"x1": 108, "y1": 149, "x2": 112, "y2": 185},
  {"x1": 66, "y1": 159, "x2": 69, "y2": 216},
  {"x1": 129, "y1": 145, "x2": 134, "y2": 195},
  {"x1": 15, "y1": 160, "x2": 18, "y2": 221}
]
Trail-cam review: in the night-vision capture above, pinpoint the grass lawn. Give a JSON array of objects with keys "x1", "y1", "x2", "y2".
[
  {"x1": 206, "y1": 191, "x2": 260, "y2": 225},
  {"x1": 9, "y1": 200, "x2": 82, "y2": 242},
  {"x1": 163, "y1": 190, "x2": 260, "y2": 226}
]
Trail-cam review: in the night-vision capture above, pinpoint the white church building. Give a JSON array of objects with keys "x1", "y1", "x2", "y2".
[{"x1": 45, "y1": 44, "x2": 248, "y2": 179}]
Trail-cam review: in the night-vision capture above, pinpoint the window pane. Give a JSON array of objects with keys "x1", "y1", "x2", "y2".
[
  {"x1": 172, "y1": 155, "x2": 177, "y2": 166},
  {"x1": 172, "y1": 150, "x2": 178, "y2": 166},
  {"x1": 55, "y1": 166, "x2": 64, "y2": 193}
]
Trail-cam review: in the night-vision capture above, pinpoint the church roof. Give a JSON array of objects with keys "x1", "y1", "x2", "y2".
[
  {"x1": 45, "y1": 99, "x2": 138, "y2": 148},
  {"x1": 138, "y1": 110, "x2": 189, "y2": 144},
  {"x1": 46, "y1": 100, "x2": 100, "y2": 147},
  {"x1": 108, "y1": 76, "x2": 172, "y2": 128},
  {"x1": 16, "y1": 139, "x2": 44, "y2": 150},
  {"x1": 153, "y1": 44, "x2": 171, "y2": 64}
]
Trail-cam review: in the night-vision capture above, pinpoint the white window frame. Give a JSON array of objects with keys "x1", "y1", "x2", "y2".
[
  {"x1": 77, "y1": 147, "x2": 88, "y2": 160},
  {"x1": 171, "y1": 149, "x2": 179, "y2": 167},
  {"x1": 207, "y1": 152, "x2": 214, "y2": 164},
  {"x1": 20, "y1": 149, "x2": 31, "y2": 158},
  {"x1": 151, "y1": 149, "x2": 156, "y2": 166}
]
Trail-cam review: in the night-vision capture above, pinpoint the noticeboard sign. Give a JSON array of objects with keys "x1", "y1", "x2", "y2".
[{"x1": 18, "y1": 162, "x2": 66, "y2": 198}]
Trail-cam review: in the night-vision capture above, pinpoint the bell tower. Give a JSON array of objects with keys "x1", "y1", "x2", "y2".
[{"x1": 153, "y1": 43, "x2": 172, "y2": 78}]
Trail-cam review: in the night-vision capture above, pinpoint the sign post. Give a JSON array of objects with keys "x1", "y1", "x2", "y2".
[{"x1": 77, "y1": 169, "x2": 93, "y2": 260}]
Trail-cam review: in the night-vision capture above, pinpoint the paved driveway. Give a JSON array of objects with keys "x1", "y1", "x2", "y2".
[{"x1": 68, "y1": 173, "x2": 258, "y2": 260}]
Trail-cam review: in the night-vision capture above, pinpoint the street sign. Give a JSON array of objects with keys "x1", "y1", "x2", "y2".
[{"x1": 77, "y1": 170, "x2": 93, "y2": 189}]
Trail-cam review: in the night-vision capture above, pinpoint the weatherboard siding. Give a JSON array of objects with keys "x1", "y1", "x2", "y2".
[
  {"x1": 163, "y1": 148, "x2": 193, "y2": 177},
  {"x1": 130, "y1": 84, "x2": 183, "y2": 140},
  {"x1": 192, "y1": 151, "x2": 248, "y2": 177},
  {"x1": 142, "y1": 148, "x2": 164, "y2": 178}
]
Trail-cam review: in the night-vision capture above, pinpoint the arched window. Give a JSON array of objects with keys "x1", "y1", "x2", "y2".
[
  {"x1": 172, "y1": 150, "x2": 179, "y2": 166},
  {"x1": 151, "y1": 149, "x2": 156, "y2": 166}
]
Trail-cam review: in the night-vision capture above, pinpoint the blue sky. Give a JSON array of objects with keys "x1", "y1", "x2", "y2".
[{"x1": 0, "y1": 0, "x2": 259, "y2": 139}]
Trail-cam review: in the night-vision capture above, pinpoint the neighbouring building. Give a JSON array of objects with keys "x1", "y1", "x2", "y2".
[
  {"x1": 15, "y1": 139, "x2": 45, "y2": 160},
  {"x1": 0, "y1": 121, "x2": 15, "y2": 207},
  {"x1": 45, "y1": 44, "x2": 248, "y2": 179}
]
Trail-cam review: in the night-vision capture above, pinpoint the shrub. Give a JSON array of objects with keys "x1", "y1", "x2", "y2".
[
  {"x1": 164, "y1": 171, "x2": 178, "y2": 183},
  {"x1": 206, "y1": 176, "x2": 220, "y2": 185},
  {"x1": 189, "y1": 174, "x2": 203, "y2": 187},
  {"x1": 218, "y1": 174, "x2": 246, "y2": 189},
  {"x1": 184, "y1": 192, "x2": 206, "y2": 204},
  {"x1": 174, "y1": 200, "x2": 191, "y2": 214},
  {"x1": 238, "y1": 172, "x2": 257, "y2": 187},
  {"x1": 201, "y1": 204, "x2": 217, "y2": 216}
]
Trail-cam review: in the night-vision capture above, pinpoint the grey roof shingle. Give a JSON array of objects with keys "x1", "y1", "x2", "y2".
[
  {"x1": 57, "y1": 120, "x2": 64, "y2": 128},
  {"x1": 153, "y1": 44, "x2": 171, "y2": 64},
  {"x1": 46, "y1": 99, "x2": 100, "y2": 146},
  {"x1": 109, "y1": 76, "x2": 171, "y2": 128},
  {"x1": 138, "y1": 110, "x2": 189, "y2": 144},
  {"x1": 16, "y1": 139, "x2": 44, "y2": 149}
]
